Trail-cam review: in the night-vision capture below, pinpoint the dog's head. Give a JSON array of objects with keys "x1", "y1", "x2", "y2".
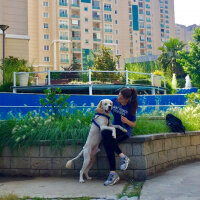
[{"x1": 97, "y1": 99, "x2": 113, "y2": 113}]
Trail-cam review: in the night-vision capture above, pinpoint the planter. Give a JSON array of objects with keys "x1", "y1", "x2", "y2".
[
  {"x1": 19, "y1": 73, "x2": 29, "y2": 86},
  {"x1": 1, "y1": 131, "x2": 200, "y2": 180},
  {"x1": 153, "y1": 75, "x2": 162, "y2": 87}
]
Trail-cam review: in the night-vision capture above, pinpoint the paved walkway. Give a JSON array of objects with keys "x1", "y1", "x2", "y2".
[
  {"x1": 0, "y1": 176, "x2": 128, "y2": 199},
  {"x1": 140, "y1": 161, "x2": 200, "y2": 200},
  {"x1": 1, "y1": 161, "x2": 200, "y2": 199}
]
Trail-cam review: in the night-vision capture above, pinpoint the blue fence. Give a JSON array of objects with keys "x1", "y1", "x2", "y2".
[{"x1": 0, "y1": 93, "x2": 188, "y2": 119}]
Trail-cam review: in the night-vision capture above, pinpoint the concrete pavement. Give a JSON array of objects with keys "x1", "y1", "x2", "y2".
[
  {"x1": 140, "y1": 161, "x2": 200, "y2": 200},
  {"x1": 1, "y1": 161, "x2": 200, "y2": 199},
  {"x1": 0, "y1": 176, "x2": 128, "y2": 199}
]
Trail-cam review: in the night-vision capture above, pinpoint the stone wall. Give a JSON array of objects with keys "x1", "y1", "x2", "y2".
[{"x1": 0, "y1": 131, "x2": 200, "y2": 180}]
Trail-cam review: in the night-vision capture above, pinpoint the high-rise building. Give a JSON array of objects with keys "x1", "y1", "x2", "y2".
[
  {"x1": 28, "y1": 0, "x2": 176, "y2": 71},
  {"x1": 0, "y1": 0, "x2": 29, "y2": 83},
  {"x1": 176, "y1": 24, "x2": 200, "y2": 52}
]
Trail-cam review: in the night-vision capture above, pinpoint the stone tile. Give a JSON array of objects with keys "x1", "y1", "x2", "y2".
[
  {"x1": 0, "y1": 157, "x2": 10, "y2": 168},
  {"x1": 11, "y1": 157, "x2": 30, "y2": 169},
  {"x1": 31, "y1": 158, "x2": 51, "y2": 169}
]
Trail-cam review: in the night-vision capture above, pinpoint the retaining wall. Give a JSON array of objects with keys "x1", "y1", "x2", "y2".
[{"x1": 1, "y1": 131, "x2": 200, "y2": 180}]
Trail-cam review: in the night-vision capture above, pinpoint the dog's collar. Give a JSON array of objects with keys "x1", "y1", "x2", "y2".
[{"x1": 92, "y1": 113, "x2": 110, "y2": 129}]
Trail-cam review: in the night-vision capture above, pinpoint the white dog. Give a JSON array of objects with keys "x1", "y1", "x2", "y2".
[{"x1": 66, "y1": 99, "x2": 127, "y2": 183}]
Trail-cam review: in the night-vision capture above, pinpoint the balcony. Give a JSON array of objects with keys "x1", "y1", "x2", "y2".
[
  {"x1": 105, "y1": 39, "x2": 113, "y2": 43},
  {"x1": 71, "y1": 14, "x2": 80, "y2": 18},
  {"x1": 104, "y1": 7, "x2": 112, "y2": 11},
  {"x1": 93, "y1": 16, "x2": 100, "y2": 20},
  {"x1": 72, "y1": 37, "x2": 80, "y2": 40},
  {"x1": 73, "y1": 48, "x2": 81, "y2": 52},
  {"x1": 72, "y1": 25, "x2": 80, "y2": 29},
  {"x1": 59, "y1": 14, "x2": 68, "y2": 18},
  {"x1": 60, "y1": 47, "x2": 69, "y2": 52},
  {"x1": 71, "y1": 4, "x2": 80, "y2": 7},
  {"x1": 104, "y1": 29, "x2": 112, "y2": 33},
  {"x1": 92, "y1": 6, "x2": 100, "y2": 9},
  {"x1": 60, "y1": 25, "x2": 68, "y2": 29},
  {"x1": 60, "y1": 59, "x2": 69, "y2": 63},
  {"x1": 60, "y1": 36, "x2": 68, "y2": 40},
  {"x1": 93, "y1": 38, "x2": 101, "y2": 42},
  {"x1": 104, "y1": 18, "x2": 112, "y2": 22},
  {"x1": 59, "y1": 2, "x2": 68, "y2": 6},
  {"x1": 93, "y1": 27, "x2": 101, "y2": 31}
]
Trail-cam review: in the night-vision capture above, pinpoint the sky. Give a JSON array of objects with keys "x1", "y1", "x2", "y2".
[{"x1": 174, "y1": 0, "x2": 200, "y2": 26}]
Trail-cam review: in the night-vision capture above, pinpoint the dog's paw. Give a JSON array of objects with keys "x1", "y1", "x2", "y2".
[
  {"x1": 79, "y1": 179, "x2": 85, "y2": 183},
  {"x1": 121, "y1": 128, "x2": 127, "y2": 132}
]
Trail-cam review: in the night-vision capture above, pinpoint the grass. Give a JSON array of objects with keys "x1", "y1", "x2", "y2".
[
  {"x1": 0, "y1": 100, "x2": 200, "y2": 152},
  {"x1": 0, "y1": 194, "x2": 92, "y2": 200},
  {"x1": 117, "y1": 180, "x2": 144, "y2": 198}
]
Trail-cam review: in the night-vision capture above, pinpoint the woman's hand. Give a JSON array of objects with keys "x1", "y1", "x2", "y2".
[{"x1": 121, "y1": 115, "x2": 136, "y2": 128}]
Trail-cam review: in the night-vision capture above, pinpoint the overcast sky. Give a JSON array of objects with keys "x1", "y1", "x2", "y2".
[{"x1": 174, "y1": 0, "x2": 200, "y2": 26}]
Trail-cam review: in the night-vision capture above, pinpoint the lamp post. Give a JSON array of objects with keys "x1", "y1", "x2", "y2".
[{"x1": 0, "y1": 25, "x2": 9, "y2": 84}]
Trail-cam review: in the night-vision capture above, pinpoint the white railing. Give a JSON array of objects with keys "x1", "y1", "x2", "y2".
[{"x1": 13, "y1": 70, "x2": 166, "y2": 94}]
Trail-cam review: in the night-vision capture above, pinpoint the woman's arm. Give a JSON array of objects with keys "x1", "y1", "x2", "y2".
[{"x1": 121, "y1": 116, "x2": 136, "y2": 128}]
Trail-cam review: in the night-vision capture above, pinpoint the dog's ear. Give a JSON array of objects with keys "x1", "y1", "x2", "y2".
[{"x1": 97, "y1": 100, "x2": 103, "y2": 109}]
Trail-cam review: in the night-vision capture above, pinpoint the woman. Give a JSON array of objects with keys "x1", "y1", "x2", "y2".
[{"x1": 96, "y1": 87, "x2": 138, "y2": 186}]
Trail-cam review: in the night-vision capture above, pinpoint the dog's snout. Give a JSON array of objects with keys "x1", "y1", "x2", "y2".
[{"x1": 108, "y1": 105, "x2": 112, "y2": 110}]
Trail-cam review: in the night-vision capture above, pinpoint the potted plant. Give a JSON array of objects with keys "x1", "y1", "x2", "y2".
[
  {"x1": 18, "y1": 65, "x2": 33, "y2": 86},
  {"x1": 153, "y1": 70, "x2": 163, "y2": 87}
]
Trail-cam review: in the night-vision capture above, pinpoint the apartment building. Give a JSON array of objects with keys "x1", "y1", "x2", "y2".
[
  {"x1": 0, "y1": 0, "x2": 29, "y2": 83},
  {"x1": 28, "y1": 0, "x2": 175, "y2": 71},
  {"x1": 176, "y1": 24, "x2": 200, "y2": 52}
]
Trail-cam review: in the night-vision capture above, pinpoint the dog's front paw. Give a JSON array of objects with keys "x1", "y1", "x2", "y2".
[{"x1": 79, "y1": 179, "x2": 85, "y2": 183}]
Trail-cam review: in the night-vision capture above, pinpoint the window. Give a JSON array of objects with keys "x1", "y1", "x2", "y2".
[
  {"x1": 104, "y1": 4, "x2": 112, "y2": 11},
  {"x1": 85, "y1": 28, "x2": 89, "y2": 32},
  {"x1": 92, "y1": 0, "x2": 100, "y2": 9},
  {"x1": 60, "y1": 43, "x2": 69, "y2": 52},
  {"x1": 115, "y1": 10, "x2": 117, "y2": 14},
  {"x1": 44, "y1": 57, "x2": 50, "y2": 62},
  {"x1": 60, "y1": 31, "x2": 68, "y2": 40},
  {"x1": 105, "y1": 35, "x2": 113, "y2": 43},
  {"x1": 85, "y1": 39, "x2": 89, "y2": 44},
  {"x1": 85, "y1": 18, "x2": 88, "y2": 22},
  {"x1": 115, "y1": 30, "x2": 118, "y2": 34},
  {"x1": 59, "y1": 9, "x2": 68, "y2": 17},
  {"x1": 116, "y1": 40, "x2": 118, "y2": 44},
  {"x1": 104, "y1": 24, "x2": 112, "y2": 32},
  {"x1": 84, "y1": 7, "x2": 88, "y2": 11},
  {"x1": 146, "y1": 11, "x2": 150, "y2": 15},
  {"x1": 44, "y1": 23, "x2": 48, "y2": 29},
  {"x1": 115, "y1": 20, "x2": 118, "y2": 24},
  {"x1": 43, "y1": 12, "x2": 49, "y2": 18},
  {"x1": 104, "y1": 14, "x2": 112, "y2": 22},
  {"x1": 44, "y1": 34, "x2": 49, "y2": 39},
  {"x1": 44, "y1": 45, "x2": 49, "y2": 51},
  {"x1": 93, "y1": 11, "x2": 100, "y2": 20},
  {"x1": 165, "y1": 1, "x2": 168, "y2": 4},
  {"x1": 59, "y1": 20, "x2": 68, "y2": 29},
  {"x1": 59, "y1": 0, "x2": 67, "y2": 6},
  {"x1": 43, "y1": 1, "x2": 48, "y2": 7},
  {"x1": 139, "y1": 9, "x2": 143, "y2": 14},
  {"x1": 146, "y1": 4, "x2": 150, "y2": 9},
  {"x1": 60, "y1": 54, "x2": 69, "y2": 63}
]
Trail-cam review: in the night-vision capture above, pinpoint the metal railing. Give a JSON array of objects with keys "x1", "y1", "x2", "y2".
[{"x1": 13, "y1": 70, "x2": 166, "y2": 94}]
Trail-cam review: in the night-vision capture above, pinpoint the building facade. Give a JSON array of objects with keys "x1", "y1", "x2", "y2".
[
  {"x1": 176, "y1": 24, "x2": 200, "y2": 52},
  {"x1": 28, "y1": 0, "x2": 176, "y2": 71},
  {"x1": 0, "y1": 0, "x2": 29, "y2": 83}
]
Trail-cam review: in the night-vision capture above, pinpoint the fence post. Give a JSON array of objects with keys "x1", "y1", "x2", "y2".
[
  {"x1": 126, "y1": 70, "x2": 128, "y2": 85},
  {"x1": 89, "y1": 69, "x2": 91, "y2": 84},
  {"x1": 48, "y1": 69, "x2": 51, "y2": 85},
  {"x1": 13, "y1": 72, "x2": 16, "y2": 93},
  {"x1": 89, "y1": 69, "x2": 92, "y2": 95},
  {"x1": 163, "y1": 77, "x2": 166, "y2": 94},
  {"x1": 151, "y1": 73, "x2": 154, "y2": 86}
]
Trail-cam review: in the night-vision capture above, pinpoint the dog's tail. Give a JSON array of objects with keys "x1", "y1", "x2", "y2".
[{"x1": 66, "y1": 150, "x2": 83, "y2": 169}]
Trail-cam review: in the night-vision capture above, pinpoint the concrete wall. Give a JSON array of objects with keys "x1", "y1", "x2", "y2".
[{"x1": 1, "y1": 131, "x2": 200, "y2": 180}]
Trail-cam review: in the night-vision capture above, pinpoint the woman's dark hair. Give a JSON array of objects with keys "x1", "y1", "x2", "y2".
[{"x1": 120, "y1": 88, "x2": 138, "y2": 115}]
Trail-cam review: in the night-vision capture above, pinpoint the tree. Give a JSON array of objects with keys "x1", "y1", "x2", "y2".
[
  {"x1": 157, "y1": 38, "x2": 186, "y2": 78},
  {"x1": 178, "y1": 28, "x2": 200, "y2": 87},
  {"x1": 92, "y1": 46, "x2": 117, "y2": 83}
]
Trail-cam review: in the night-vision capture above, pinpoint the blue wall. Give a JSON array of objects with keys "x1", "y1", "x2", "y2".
[{"x1": 0, "y1": 93, "x2": 187, "y2": 119}]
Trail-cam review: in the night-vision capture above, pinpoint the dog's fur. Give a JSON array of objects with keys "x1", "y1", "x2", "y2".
[{"x1": 66, "y1": 99, "x2": 127, "y2": 183}]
